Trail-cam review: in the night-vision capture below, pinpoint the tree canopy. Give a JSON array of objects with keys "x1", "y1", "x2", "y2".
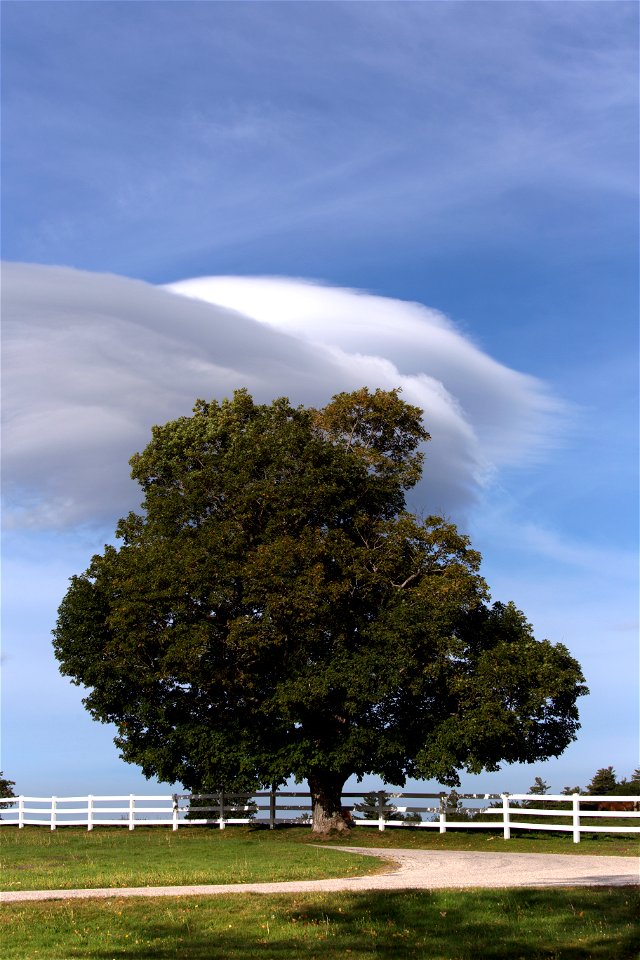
[{"x1": 53, "y1": 387, "x2": 588, "y2": 831}]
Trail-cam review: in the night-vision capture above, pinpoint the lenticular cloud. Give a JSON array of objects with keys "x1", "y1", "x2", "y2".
[{"x1": 2, "y1": 263, "x2": 562, "y2": 530}]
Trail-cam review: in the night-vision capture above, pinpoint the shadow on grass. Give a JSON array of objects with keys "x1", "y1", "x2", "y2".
[{"x1": 58, "y1": 888, "x2": 639, "y2": 960}]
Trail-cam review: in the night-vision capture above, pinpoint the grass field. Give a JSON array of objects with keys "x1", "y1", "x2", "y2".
[
  {"x1": 2, "y1": 827, "x2": 638, "y2": 959},
  {"x1": 319, "y1": 824, "x2": 640, "y2": 857},
  {"x1": 2, "y1": 825, "x2": 637, "y2": 893},
  {"x1": 2, "y1": 887, "x2": 638, "y2": 959},
  {"x1": 0, "y1": 827, "x2": 388, "y2": 892}
]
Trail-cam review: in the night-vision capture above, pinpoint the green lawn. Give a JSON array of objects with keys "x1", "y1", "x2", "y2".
[
  {"x1": 2, "y1": 825, "x2": 636, "y2": 894},
  {"x1": 1, "y1": 887, "x2": 638, "y2": 959},
  {"x1": 2, "y1": 827, "x2": 638, "y2": 959},
  {"x1": 318, "y1": 824, "x2": 639, "y2": 857},
  {"x1": 0, "y1": 827, "x2": 387, "y2": 892}
]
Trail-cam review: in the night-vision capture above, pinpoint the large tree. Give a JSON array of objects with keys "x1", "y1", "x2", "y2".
[{"x1": 53, "y1": 388, "x2": 587, "y2": 832}]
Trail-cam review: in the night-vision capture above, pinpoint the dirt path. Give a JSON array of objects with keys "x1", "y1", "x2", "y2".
[{"x1": 2, "y1": 847, "x2": 638, "y2": 902}]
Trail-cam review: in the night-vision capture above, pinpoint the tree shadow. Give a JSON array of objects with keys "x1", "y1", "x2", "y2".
[{"x1": 80, "y1": 887, "x2": 639, "y2": 959}]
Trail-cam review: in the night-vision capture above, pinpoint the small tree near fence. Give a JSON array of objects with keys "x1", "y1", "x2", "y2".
[
  {"x1": 0, "y1": 773, "x2": 16, "y2": 820},
  {"x1": 0, "y1": 773, "x2": 16, "y2": 800},
  {"x1": 587, "y1": 767, "x2": 618, "y2": 795},
  {"x1": 184, "y1": 792, "x2": 258, "y2": 822},
  {"x1": 354, "y1": 790, "x2": 421, "y2": 823}
]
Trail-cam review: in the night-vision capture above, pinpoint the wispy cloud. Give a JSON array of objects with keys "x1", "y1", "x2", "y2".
[
  {"x1": 3, "y1": 263, "x2": 562, "y2": 530},
  {"x1": 2, "y1": 3, "x2": 636, "y2": 272},
  {"x1": 515, "y1": 522, "x2": 638, "y2": 578},
  {"x1": 169, "y1": 275, "x2": 566, "y2": 465}
]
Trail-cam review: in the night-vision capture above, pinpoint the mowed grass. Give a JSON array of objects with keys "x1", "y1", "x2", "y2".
[
  {"x1": 0, "y1": 827, "x2": 387, "y2": 892},
  {"x1": 318, "y1": 824, "x2": 640, "y2": 857},
  {"x1": 2, "y1": 824, "x2": 637, "y2": 893},
  {"x1": 2, "y1": 828, "x2": 638, "y2": 959},
  {"x1": 1, "y1": 887, "x2": 638, "y2": 959}
]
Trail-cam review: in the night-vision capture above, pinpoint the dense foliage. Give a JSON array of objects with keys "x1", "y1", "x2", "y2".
[
  {"x1": 0, "y1": 773, "x2": 16, "y2": 799},
  {"x1": 564, "y1": 767, "x2": 640, "y2": 797},
  {"x1": 0, "y1": 772, "x2": 16, "y2": 819},
  {"x1": 53, "y1": 388, "x2": 587, "y2": 831}
]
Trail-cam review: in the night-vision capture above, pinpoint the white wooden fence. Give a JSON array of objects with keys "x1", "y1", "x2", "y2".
[{"x1": 0, "y1": 791, "x2": 638, "y2": 843}]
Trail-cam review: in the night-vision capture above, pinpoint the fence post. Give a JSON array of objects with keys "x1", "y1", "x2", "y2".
[
  {"x1": 51, "y1": 796, "x2": 57, "y2": 831},
  {"x1": 572, "y1": 793, "x2": 581, "y2": 844},
  {"x1": 172, "y1": 794, "x2": 179, "y2": 832},
  {"x1": 129, "y1": 795, "x2": 135, "y2": 831},
  {"x1": 18, "y1": 796, "x2": 25, "y2": 829},
  {"x1": 87, "y1": 795, "x2": 94, "y2": 832},
  {"x1": 439, "y1": 795, "x2": 447, "y2": 834},
  {"x1": 502, "y1": 793, "x2": 511, "y2": 840},
  {"x1": 269, "y1": 789, "x2": 276, "y2": 830},
  {"x1": 377, "y1": 791, "x2": 386, "y2": 832},
  {"x1": 219, "y1": 790, "x2": 225, "y2": 830}
]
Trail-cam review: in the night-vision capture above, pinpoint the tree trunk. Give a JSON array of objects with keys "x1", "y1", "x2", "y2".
[{"x1": 308, "y1": 771, "x2": 351, "y2": 834}]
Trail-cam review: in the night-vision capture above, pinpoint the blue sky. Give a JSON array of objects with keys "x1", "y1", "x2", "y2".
[{"x1": 2, "y1": 1, "x2": 638, "y2": 799}]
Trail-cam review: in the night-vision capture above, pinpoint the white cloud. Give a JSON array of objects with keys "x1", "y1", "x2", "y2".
[
  {"x1": 169, "y1": 276, "x2": 564, "y2": 465},
  {"x1": 3, "y1": 262, "x2": 563, "y2": 530}
]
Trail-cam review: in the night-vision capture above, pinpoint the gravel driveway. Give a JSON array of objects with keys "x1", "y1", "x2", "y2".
[{"x1": 2, "y1": 847, "x2": 638, "y2": 902}]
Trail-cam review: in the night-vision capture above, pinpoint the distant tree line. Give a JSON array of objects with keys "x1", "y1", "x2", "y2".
[
  {"x1": 426, "y1": 768, "x2": 640, "y2": 823},
  {"x1": 561, "y1": 766, "x2": 640, "y2": 797}
]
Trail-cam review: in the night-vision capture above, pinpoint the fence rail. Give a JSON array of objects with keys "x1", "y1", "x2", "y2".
[{"x1": 0, "y1": 791, "x2": 637, "y2": 843}]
